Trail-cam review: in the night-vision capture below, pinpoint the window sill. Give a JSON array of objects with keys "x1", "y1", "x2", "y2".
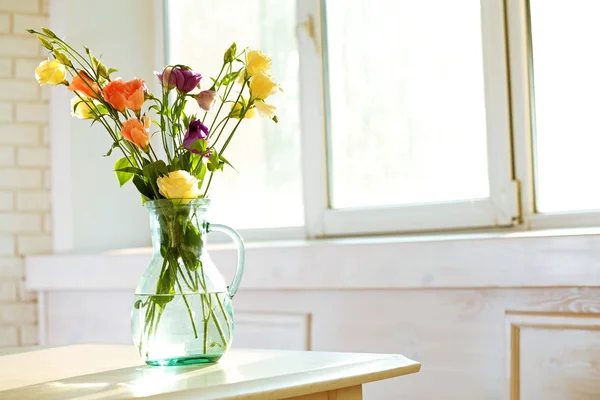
[{"x1": 25, "y1": 227, "x2": 600, "y2": 291}]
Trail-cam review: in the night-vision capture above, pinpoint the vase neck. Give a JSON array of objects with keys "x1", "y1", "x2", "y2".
[{"x1": 147, "y1": 202, "x2": 208, "y2": 256}]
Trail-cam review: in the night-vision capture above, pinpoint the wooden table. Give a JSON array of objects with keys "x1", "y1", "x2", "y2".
[{"x1": 0, "y1": 344, "x2": 420, "y2": 399}]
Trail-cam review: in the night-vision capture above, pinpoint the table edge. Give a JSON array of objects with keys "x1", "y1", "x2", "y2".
[{"x1": 144, "y1": 356, "x2": 421, "y2": 400}]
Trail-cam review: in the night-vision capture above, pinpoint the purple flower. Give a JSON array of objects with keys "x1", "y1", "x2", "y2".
[
  {"x1": 183, "y1": 119, "x2": 209, "y2": 154},
  {"x1": 155, "y1": 66, "x2": 176, "y2": 90},
  {"x1": 155, "y1": 66, "x2": 202, "y2": 93}
]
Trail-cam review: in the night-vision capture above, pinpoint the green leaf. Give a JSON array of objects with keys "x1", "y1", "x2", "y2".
[
  {"x1": 143, "y1": 160, "x2": 168, "y2": 198},
  {"x1": 96, "y1": 104, "x2": 109, "y2": 114},
  {"x1": 72, "y1": 99, "x2": 82, "y2": 115},
  {"x1": 220, "y1": 70, "x2": 240, "y2": 86},
  {"x1": 132, "y1": 175, "x2": 155, "y2": 199},
  {"x1": 180, "y1": 248, "x2": 200, "y2": 270},
  {"x1": 115, "y1": 166, "x2": 143, "y2": 175},
  {"x1": 89, "y1": 113, "x2": 106, "y2": 126},
  {"x1": 219, "y1": 155, "x2": 238, "y2": 172},
  {"x1": 114, "y1": 157, "x2": 135, "y2": 187},
  {"x1": 169, "y1": 157, "x2": 182, "y2": 172},
  {"x1": 178, "y1": 151, "x2": 190, "y2": 171},
  {"x1": 189, "y1": 152, "x2": 200, "y2": 169},
  {"x1": 103, "y1": 142, "x2": 118, "y2": 157},
  {"x1": 207, "y1": 150, "x2": 220, "y2": 172},
  {"x1": 107, "y1": 68, "x2": 118, "y2": 75},
  {"x1": 189, "y1": 153, "x2": 207, "y2": 180},
  {"x1": 188, "y1": 139, "x2": 208, "y2": 155},
  {"x1": 196, "y1": 160, "x2": 207, "y2": 182}
]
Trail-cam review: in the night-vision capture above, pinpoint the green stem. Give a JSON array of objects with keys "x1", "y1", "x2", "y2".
[
  {"x1": 202, "y1": 294, "x2": 208, "y2": 354},
  {"x1": 170, "y1": 95, "x2": 181, "y2": 158},
  {"x1": 51, "y1": 40, "x2": 95, "y2": 75},
  {"x1": 176, "y1": 264, "x2": 194, "y2": 291},
  {"x1": 203, "y1": 115, "x2": 245, "y2": 196},
  {"x1": 216, "y1": 293, "x2": 231, "y2": 333},
  {"x1": 208, "y1": 118, "x2": 229, "y2": 147},
  {"x1": 175, "y1": 278, "x2": 198, "y2": 339},
  {"x1": 202, "y1": 64, "x2": 226, "y2": 124},
  {"x1": 209, "y1": 300, "x2": 228, "y2": 347},
  {"x1": 73, "y1": 92, "x2": 137, "y2": 169},
  {"x1": 208, "y1": 64, "x2": 235, "y2": 134},
  {"x1": 153, "y1": 306, "x2": 164, "y2": 338},
  {"x1": 218, "y1": 116, "x2": 245, "y2": 157},
  {"x1": 202, "y1": 172, "x2": 214, "y2": 197},
  {"x1": 149, "y1": 145, "x2": 159, "y2": 162},
  {"x1": 161, "y1": 90, "x2": 173, "y2": 164},
  {"x1": 198, "y1": 265, "x2": 209, "y2": 353}
]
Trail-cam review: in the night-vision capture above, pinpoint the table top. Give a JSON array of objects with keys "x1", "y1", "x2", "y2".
[{"x1": 0, "y1": 344, "x2": 420, "y2": 400}]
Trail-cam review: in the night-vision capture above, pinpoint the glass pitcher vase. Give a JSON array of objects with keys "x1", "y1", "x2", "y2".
[{"x1": 131, "y1": 199, "x2": 245, "y2": 366}]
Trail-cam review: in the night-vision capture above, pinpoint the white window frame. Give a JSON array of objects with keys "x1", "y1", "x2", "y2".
[
  {"x1": 298, "y1": 0, "x2": 518, "y2": 238},
  {"x1": 506, "y1": 0, "x2": 600, "y2": 230}
]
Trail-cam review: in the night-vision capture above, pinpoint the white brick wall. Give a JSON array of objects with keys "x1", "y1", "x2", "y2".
[
  {"x1": 0, "y1": 0, "x2": 50, "y2": 346},
  {"x1": 0, "y1": 58, "x2": 11, "y2": 77}
]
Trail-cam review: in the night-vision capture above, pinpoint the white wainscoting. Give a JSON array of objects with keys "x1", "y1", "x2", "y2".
[{"x1": 26, "y1": 231, "x2": 600, "y2": 399}]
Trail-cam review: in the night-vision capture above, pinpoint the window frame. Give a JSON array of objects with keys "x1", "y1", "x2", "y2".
[
  {"x1": 299, "y1": 0, "x2": 518, "y2": 238},
  {"x1": 506, "y1": 0, "x2": 600, "y2": 230}
]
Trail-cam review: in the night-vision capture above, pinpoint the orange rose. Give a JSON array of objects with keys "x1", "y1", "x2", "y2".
[
  {"x1": 68, "y1": 71, "x2": 99, "y2": 98},
  {"x1": 102, "y1": 78, "x2": 145, "y2": 113},
  {"x1": 121, "y1": 117, "x2": 150, "y2": 151},
  {"x1": 124, "y1": 78, "x2": 145, "y2": 112}
]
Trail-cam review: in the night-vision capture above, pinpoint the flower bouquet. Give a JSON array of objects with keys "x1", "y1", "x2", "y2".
[{"x1": 29, "y1": 27, "x2": 281, "y2": 365}]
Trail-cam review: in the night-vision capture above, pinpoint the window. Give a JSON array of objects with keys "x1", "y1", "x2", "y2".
[
  {"x1": 528, "y1": 0, "x2": 600, "y2": 214},
  {"x1": 164, "y1": 0, "x2": 600, "y2": 239},
  {"x1": 325, "y1": 0, "x2": 489, "y2": 209},
  {"x1": 301, "y1": 0, "x2": 516, "y2": 237}
]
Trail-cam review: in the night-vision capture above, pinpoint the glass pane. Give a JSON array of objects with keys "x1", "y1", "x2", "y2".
[
  {"x1": 530, "y1": 0, "x2": 600, "y2": 213},
  {"x1": 324, "y1": 0, "x2": 489, "y2": 209},
  {"x1": 167, "y1": 0, "x2": 303, "y2": 228}
]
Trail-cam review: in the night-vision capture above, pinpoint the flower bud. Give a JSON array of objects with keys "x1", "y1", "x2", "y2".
[
  {"x1": 224, "y1": 42, "x2": 237, "y2": 63},
  {"x1": 195, "y1": 90, "x2": 217, "y2": 112}
]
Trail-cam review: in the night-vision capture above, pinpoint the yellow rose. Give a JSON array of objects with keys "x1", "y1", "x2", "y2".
[
  {"x1": 156, "y1": 170, "x2": 202, "y2": 202},
  {"x1": 70, "y1": 96, "x2": 95, "y2": 119},
  {"x1": 245, "y1": 49, "x2": 271, "y2": 76},
  {"x1": 35, "y1": 59, "x2": 66, "y2": 86},
  {"x1": 230, "y1": 98, "x2": 256, "y2": 119},
  {"x1": 255, "y1": 100, "x2": 276, "y2": 119},
  {"x1": 249, "y1": 71, "x2": 280, "y2": 100}
]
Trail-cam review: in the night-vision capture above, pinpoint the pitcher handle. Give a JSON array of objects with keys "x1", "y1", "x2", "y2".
[{"x1": 207, "y1": 223, "x2": 245, "y2": 298}]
